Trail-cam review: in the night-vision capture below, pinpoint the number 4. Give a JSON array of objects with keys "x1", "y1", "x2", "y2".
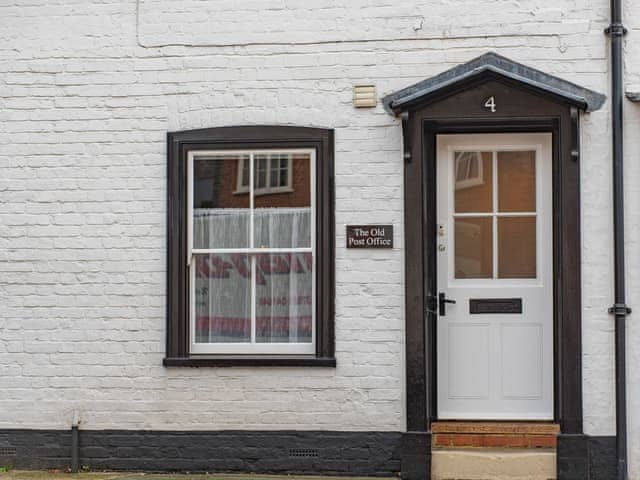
[{"x1": 484, "y1": 96, "x2": 496, "y2": 112}]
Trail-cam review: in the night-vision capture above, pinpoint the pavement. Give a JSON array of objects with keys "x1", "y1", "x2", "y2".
[{"x1": 0, "y1": 472, "x2": 386, "y2": 480}]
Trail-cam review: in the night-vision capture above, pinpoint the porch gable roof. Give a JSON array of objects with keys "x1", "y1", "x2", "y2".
[{"x1": 382, "y1": 51, "x2": 606, "y2": 115}]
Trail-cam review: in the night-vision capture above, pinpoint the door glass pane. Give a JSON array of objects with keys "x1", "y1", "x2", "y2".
[
  {"x1": 498, "y1": 217, "x2": 536, "y2": 278},
  {"x1": 193, "y1": 154, "x2": 250, "y2": 249},
  {"x1": 194, "y1": 253, "x2": 251, "y2": 343},
  {"x1": 254, "y1": 153, "x2": 311, "y2": 248},
  {"x1": 255, "y1": 252, "x2": 313, "y2": 343},
  {"x1": 498, "y1": 151, "x2": 536, "y2": 212},
  {"x1": 455, "y1": 217, "x2": 493, "y2": 278},
  {"x1": 454, "y1": 151, "x2": 493, "y2": 213}
]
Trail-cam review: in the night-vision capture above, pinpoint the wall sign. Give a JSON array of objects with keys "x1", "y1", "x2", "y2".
[{"x1": 346, "y1": 225, "x2": 393, "y2": 249}]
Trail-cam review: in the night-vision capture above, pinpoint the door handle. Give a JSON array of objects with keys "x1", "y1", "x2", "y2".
[{"x1": 439, "y1": 292, "x2": 456, "y2": 316}]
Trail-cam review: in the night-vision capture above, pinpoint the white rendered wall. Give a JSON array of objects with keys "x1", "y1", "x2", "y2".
[
  {"x1": 0, "y1": 0, "x2": 638, "y2": 475},
  {"x1": 624, "y1": 0, "x2": 640, "y2": 474}
]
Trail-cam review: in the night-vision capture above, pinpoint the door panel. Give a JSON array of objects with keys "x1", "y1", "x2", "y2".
[
  {"x1": 501, "y1": 323, "x2": 543, "y2": 398},
  {"x1": 447, "y1": 323, "x2": 490, "y2": 398},
  {"x1": 436, "y1": 133, "x2": 553, "y2": 420}
]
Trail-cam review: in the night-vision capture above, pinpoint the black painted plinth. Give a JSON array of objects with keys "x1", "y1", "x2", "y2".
[
  {"x1": 401, "y1": 431, "x2": 431, "y2": 480},
  {"x1": 0, "y1": 429, "x2": 401, "y2": 476},
  {"x1": 0, "y1": 430, "x2": 71, "y2": 469},
  {"x1": 557, "y1": 434, "x2": 616, "y2": 480}
]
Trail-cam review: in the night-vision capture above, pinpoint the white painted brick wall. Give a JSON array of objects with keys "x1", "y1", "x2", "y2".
[{"x1": 1, "y1": 0, "x2": 639, "y2": 476}]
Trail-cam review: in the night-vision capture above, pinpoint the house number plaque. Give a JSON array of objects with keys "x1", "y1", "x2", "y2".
[{"x1": 346, "y1": 225, "x2": 393, "y2": 249}]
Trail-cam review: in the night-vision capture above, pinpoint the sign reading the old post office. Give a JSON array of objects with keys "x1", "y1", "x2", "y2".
[{"x1": 346, "y1": 225, "x2": 393, "y2": 249}]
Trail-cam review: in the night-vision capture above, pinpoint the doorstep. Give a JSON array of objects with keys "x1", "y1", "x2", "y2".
[
  {"x1": 432, "y1": 421, "x2": 560, "y2": 449},
  {"x1": 431, "y1": 448, "x2": 557, "y2": 480}
]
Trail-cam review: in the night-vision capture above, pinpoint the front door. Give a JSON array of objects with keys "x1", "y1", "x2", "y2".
[{"x1": 436, "y1": 133, "x2": 553, "y2": 420}]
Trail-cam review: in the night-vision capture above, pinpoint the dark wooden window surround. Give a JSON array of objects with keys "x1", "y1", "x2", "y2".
[{"x1": 164, "y1": 126, "x2": 335, "y2": 367}]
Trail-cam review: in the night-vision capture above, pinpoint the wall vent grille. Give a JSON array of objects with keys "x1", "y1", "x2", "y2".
[
  {"x1": 0, "y1": 447, "x2": 16, "y2": 456},
  {"x1": 289, "y1": 448, "x2": 319, "y2": 458}
]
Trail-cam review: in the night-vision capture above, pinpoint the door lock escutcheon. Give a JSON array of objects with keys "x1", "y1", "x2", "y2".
[{"x1": 438, "y1": 292, "x2": 456, "y2": 316}]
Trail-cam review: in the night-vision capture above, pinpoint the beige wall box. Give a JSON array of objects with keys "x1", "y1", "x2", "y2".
[{"x1": 353, "y1": 85, "x2": 377, "y2": 108}]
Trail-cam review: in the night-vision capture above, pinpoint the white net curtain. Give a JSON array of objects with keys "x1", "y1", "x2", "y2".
[
  {"x1": 193, "y1": 207, "x2": 313, "y2": 344},
  {"x1": 193, "y1": 207, "x2": 311, "y2": 250}
]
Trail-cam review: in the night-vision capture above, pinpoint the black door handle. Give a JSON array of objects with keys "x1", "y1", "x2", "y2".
[{"x1": 439, "y1": 292, "x2": 456, "y2": 316}]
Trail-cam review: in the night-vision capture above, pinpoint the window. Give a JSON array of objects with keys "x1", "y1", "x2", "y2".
[
  {"x1": 190, "y1": 149, "x2": 313, "y2": 354},
  {"x1": 454, "y1": 151, "x2": 485, "y2": 190},
  {"x1": 235, "y1": 154, "x2": 293, "y2": 194},
  {"x1": 165, "y1": 126, "x2": 335, "y2": 366},
  {"x1": 453, "y1": 149, "x2": 538, "y2": 280}
]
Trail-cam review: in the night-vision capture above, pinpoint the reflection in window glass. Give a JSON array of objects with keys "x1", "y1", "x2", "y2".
[
  {"x1": 191, "y1": 150, "x2": 314, "y2": 351},
  {"x1": 454, "y1": 151, "x2": 493, "y2": 213},
  {"x1": 255, "y1": 253, "x2": 313, "y2": 343},
  {"x1": 498, "y1": 151, "x2": 536, "y2": 212},
  {"x1": 455, "y1": 217, "x2": 493, "y2": 278},
  {"x1": 240, "y1": 157, "x2": 249, "y2": 188},
  {"x1": 451, "y1": 148, "x2": 539, "y2": 281},
  {"x1": 256, "y1": 156, "x2": 268, "y2": 189},
  {"x1": 269, "y1": 155, "x2": 289, "y2": 188},
  {"x1": 254, "y1": 153, "x2": 311, "y2": 248},
  {"x1": 193, "y1": 154, "x2": 250, "y2": 249},
  {"x1": 498, "y1": 217, "x2": 536, "y2": 278},
  {"x1": 254, "y1": 153, "x2": 291, "y2": 192},
  {"x1": 194, "y1": 253, "x2": 251, "y2": 343}
]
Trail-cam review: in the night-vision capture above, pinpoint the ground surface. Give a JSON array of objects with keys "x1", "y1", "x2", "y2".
[{"x1": 0, "y1": 472, "x2": 384, "y2": 480}]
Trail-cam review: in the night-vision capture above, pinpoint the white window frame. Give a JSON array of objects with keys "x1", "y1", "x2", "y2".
[
  {"x1": 448, "y1": 144, "x2": 543, "y2": 287},
  {"x1": 188, "y1": 148, "x2": 316, "y2": 355},
  {"x1": 234, "y1": 154, "x2": 294, "y2": 196}
]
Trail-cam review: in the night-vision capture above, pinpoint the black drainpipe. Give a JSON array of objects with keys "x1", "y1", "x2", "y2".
[
  {"x1": 71, "y1": 424, "x2": 79, "y2": 473},
  {"x1": 605, "y1": 0, "x2": 631, "y2": 479}
]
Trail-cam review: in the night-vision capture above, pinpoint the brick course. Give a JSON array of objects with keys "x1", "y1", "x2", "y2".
[
  {"x1": 432, "y1": 422, "x2": 559, "y2": 449},
  {"x1": 433, "y1": 433, "x2": 557, "y2": 449}
]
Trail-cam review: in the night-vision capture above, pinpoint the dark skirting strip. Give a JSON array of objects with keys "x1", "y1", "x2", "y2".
[
  {"x1": 557, "y1": 434, "x2": 616, "y2": 480},
  {"x1": 0, "y1": 429, "x2": 402, "y2": 477}
]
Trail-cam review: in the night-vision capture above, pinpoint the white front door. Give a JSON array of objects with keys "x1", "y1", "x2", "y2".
[{"x1": 436, "y1": 133, "x2": 553, "y2": 420}]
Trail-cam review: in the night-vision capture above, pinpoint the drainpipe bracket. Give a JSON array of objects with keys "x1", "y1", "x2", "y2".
[
  {"x1": 605, "y1": 23, "x2": 628, "y2": 36},
  {"x1": 608, "y1": 303, "x2": 632, "y2": 315}
]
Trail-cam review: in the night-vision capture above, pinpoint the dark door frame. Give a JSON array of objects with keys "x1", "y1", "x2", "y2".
[
  {"x1": 423, "y1": 117, "x2": 575, "y2": 426},
  {"x1": 403, "y1": 96, "x2": 583, "y2": 437}
]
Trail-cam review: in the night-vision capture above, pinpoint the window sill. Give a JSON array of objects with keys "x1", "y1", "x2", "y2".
[{"x1": 163, "y1": 356, "x2": 336, "y2": 368}]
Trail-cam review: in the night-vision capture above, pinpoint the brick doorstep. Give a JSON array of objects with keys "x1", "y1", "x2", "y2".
[
  {"x1": 433, "y1": 432, "x2": 557, "y2": 449},
  {"x1": 432, "y1": 422, "x2": 559, "y2": 449}
]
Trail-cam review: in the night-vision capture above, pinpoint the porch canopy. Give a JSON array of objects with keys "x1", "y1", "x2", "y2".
[{"x1": 382, "y1": 52, "x2": 605, "y2": 115}]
